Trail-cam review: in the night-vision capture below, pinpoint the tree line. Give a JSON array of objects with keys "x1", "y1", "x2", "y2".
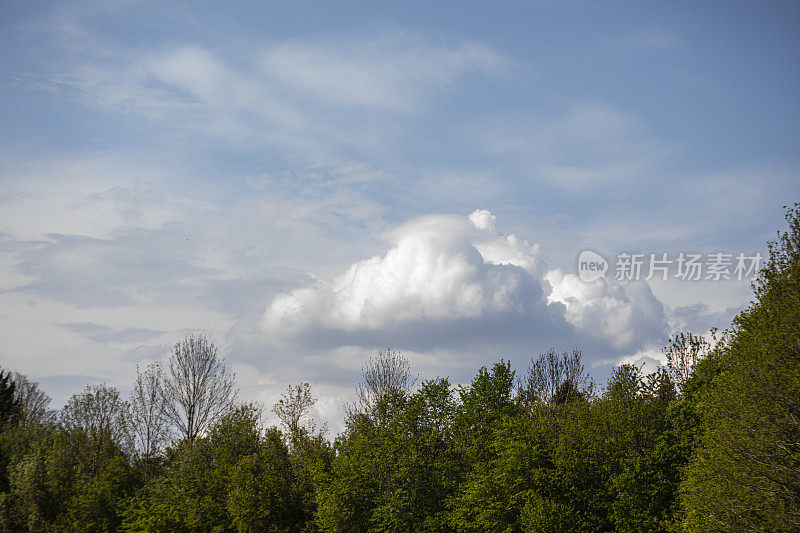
[{"x1": 0, "y1": 204, "x2": 798, "y2": 532}]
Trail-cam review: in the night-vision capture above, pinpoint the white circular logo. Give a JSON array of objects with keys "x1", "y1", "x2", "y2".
[{"x1": 577, "y1": 250, "x2": 608, "y2": 282}]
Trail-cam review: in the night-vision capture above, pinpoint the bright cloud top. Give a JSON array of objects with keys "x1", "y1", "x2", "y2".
[{"x1": 263, "y1": 210, "x2": 667, "y2": 354}]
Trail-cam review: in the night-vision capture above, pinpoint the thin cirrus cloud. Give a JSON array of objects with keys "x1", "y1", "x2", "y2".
[
  {"x1": 475, "y1": 103, "x2": 672, "y2": 191},
  {"x1": 619, "y1": 27, "x2": 686, "y2": 51},
  {"x1": 260, "y1": 33, "x2": 509, "y2": 112},
  {"x1": 263, "y1": 210, "x2": 668, "y2": 358},
  {"x1": 39, "y1": 31, "x2": 508, "y2": 152}
]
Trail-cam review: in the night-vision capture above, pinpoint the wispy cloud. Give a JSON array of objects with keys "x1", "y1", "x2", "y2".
[
  {"x1": 261, "y1": 32, "x2": 508, "y2": 112},
  {"x1": 619, "y1": 27, "x2": 686, "y2": 51},
  {"x1": 474, "y1": 103, "x2": 671, "y2": 191},
  {"x1": 25, "y1": 22, "x2": 508, "y2": 156}
]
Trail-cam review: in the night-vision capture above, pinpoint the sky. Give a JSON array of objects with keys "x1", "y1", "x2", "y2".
[{"x1": 1, "y1": 0, "x2": 798, "y2": 432}]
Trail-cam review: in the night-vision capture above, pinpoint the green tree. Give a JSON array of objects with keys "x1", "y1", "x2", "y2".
[
  {"x1": 2, "y1": 384, "x2": 136, "y2": 532},
  {"x1": 121, "y1": 404, "x2": 261, "y2": 532},
  {"x1": 681, "y1": 204, "x2": 800, "y2": 531},
  {"x1": 227, "y1": 428, "x2": 303, "y2": 533},
  {"x1": 0, "y1": 368, "x2": 21, "y2": 498},
  {"x1": 317, "y1": 375, "x2": 458, "y2": 532},
  {"x1": 60, "y1": 384, "x2": 134, "y2": 462},
  {"x1": 606, "y1": 367, "x2": 682, "y2": 532},
  {"x1": 0, "y1": 370, "x2": 21, "y2": 428}
]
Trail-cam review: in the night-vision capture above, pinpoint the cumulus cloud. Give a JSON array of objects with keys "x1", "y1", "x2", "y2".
[
  {"x1": 265, "y1": 212, "x2": 547, "y2": 332},
  {"x1": 545, "y1": 270, "x2": 667, "y2": 352},
  {"x1": 263, "y1": 210, "x2": 668, "y2": 356}
]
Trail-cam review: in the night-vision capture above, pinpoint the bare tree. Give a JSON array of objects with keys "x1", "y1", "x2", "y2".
[
  {"x1": 349, "y1": 349, "x2": 416, "y2": 419},
  {"x1": 12, "y1": 371, "x2": 52, "y2": 424},
  {"x1": 163, "y1": 334, "x2": 238, "y2": 441},
  {"x1": 131, "y1": 362, "x2": 170, "y2": 467},
  {"x1": 519, "y1": 348, "x2": 592, "y2": 406},
  {"x1": 663, "y1": 330, "x2": 714, "y2": 391},
  {"x1": 273, "y1": 382, "x2": 316, "y2": 442}
]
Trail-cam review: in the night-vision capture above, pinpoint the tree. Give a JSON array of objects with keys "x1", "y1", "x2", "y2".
[
  {"x1": 0, "y1": 368, "x2": 21, "y2": 498},
  {"x1": 273, "y1": 382, "x2": 316, "y2": 444},
  {"x1": 349, "y1": 349, "x2": 415, "y2": 421},
  {"x1": 662, "y1": 331, "x2": 713, "y2": 391},
  {"x1": 318, "y1": 377, "x2": 457, "y2": 532},
  {"x1": 453, "y1": 360, "x2": 518, "y2": 470},
  {"x1": 228, "y1": 428, "x2": 305, "y2": 533},
  {"x1": 680, "y1": 204, "x2": 800, "y2": 531},
  {"x1": 448, "y1": 362, "x2": 525, "y2": 531},
  {"x1": 0, "y1": 369, "x2": 21, "y2": 427},
  {"x1": 272, "y1": 386, "x2": 334, "y2": 532},
  {"x1": 130, "y1": 362, "x2": 170, "y2": 477},
  {"x1": 60, "y1": 384, "x2": 133, "y2": 455},
  {"x1": 2, "y1": 385, "x2": 137, "y2": 531},
  {"x1": 11, "y1": 372, "x2": 52, "y2": 425},
  {"x1": 162, "y1": 334, "x2": 238, "y2": 441},
  {"x1": 518, "y1": 348, "x2": 592, "y2": 407},
  {"x1": 603, "y1": 366, "x2": 683, "y2": 532},
  {"x1": 120, "y1": 404, "x2": 271, "y2": 532},
  {"x1": 372, "y1": 378, "x2": 458, "y2": 531}
]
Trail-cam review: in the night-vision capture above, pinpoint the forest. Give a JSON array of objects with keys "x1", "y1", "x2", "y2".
[{"x1": 0, "y1": 205, "x2": 797, "y2": 533}]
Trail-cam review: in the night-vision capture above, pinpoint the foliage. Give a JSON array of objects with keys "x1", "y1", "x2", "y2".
[
  {"x1": 10, "y1": 372, "x2": 52, "y2": 426},
  {"x1": 680, "y1": 204, "x2": 800, "y2": 531},
  {"x1": 0, "y1": 370, "x2": 20, "y2": 428}
]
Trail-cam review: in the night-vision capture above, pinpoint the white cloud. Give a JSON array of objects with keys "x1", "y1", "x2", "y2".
[
  {"x1": 0, "y1": 152, "x2": 402, "y2": 410},
  {"x1": 261, "y1": 32, "x2": 508, "y2": 112},
  {"x1": 32, "y1": 29, "x2": 507, "y2": 154},
  {"x1": 545, "y1": 270, "x2": 667, "y2": 352},
  {"x1": 6, "y1": 3, "x2": 770, "y2": 425},
  {"x1": 0, "y1": 156, "x2": 188, "y2": 240},
  {"x1": 264, "y1": 211, "x2": 548, "y2": 332},
  {"x1": 263, "y1": 210, "x2": 668, "y2": 356}
]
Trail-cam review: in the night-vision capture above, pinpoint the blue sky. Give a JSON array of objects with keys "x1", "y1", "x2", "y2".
[{"x1": 1, "y1": 0, "x2": 798, "y2": 429}]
